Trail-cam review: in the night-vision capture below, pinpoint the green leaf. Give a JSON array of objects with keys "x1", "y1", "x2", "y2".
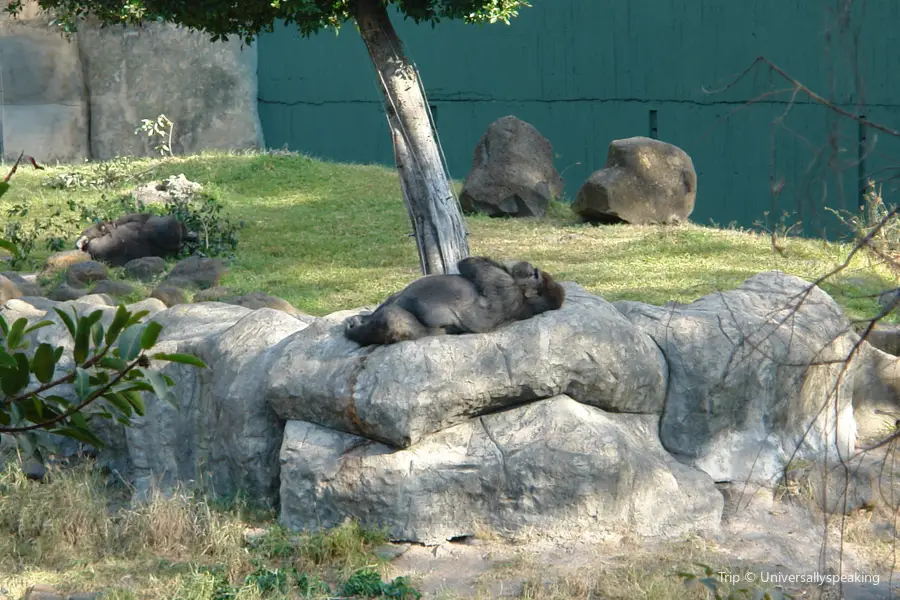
[
  {"x1": 74, "y1": 367, "x2": 91, "y2": 400},
  {"x1": 0, "y1": 315, "x2": 8, "y2": 336},
  {"x1": 98, "y1": 356, "x2": 128, "y2": 371},
  {"x1": 32, "y1": 343, "x2": 58, "y2": 384},
  {"x1": 123, "y1": 389, "x2": 146, "y2": 416},
  {"x1": 114, "y1": 381, "x2": 154, "y2": 394},
  {"x1": 0, "y1": 410, "x2": 10, "y2": 426},
  {"x1": 0, "y1": 235, "x2": 18, "y2": 255},
  {"x1": 151, "y1": 352, "x2": 208, "y2": 369},
  {"x1": 73, "y1": 316, "x2": 92, "y2": 365},
  {"x1": 53, "y1": 426, "x2": 105, "y2": 448},
  {"x1": 70, "y1": 410, "x2": 89, "y2": 431},
  {"x1": 105, "y1": 305, "x2": 130, "y2": 346},
  {"x1": 102, "y1": 391, "x2": 133, "y2": 418},
  {"x1": 0, "y1": 347, "x2": 16, "y2": 369},
  {"x1": 140, "y1": 321, "x2": 163, "y2": 350},
  {"x1": 23, "y1": 320, "x2": 53, "y2": 335},
  {"x1": 92, "y1": 321, "x2": 105, "y2": 349},
  {"x1": 6, "y1": 317, "x2": 28, "y2": 350},
  {"x1": 45, "y1": 394, "x2": 71, "y2": 408},
  {"x1": 117, "y1": 325, "x2": 144, "y2": 361},
  {"x1": 52, "y1": 307, "x2": 77, "y2": 339},
  {"x1": 1, "y1": 352, "x2": 31, "y2": 396},
  {"x1": 126, "y1": 310, "x2": 150, "y2": 327},
  {"x1": 145, "y1": 369, "x2": 176, "y2": 406}
]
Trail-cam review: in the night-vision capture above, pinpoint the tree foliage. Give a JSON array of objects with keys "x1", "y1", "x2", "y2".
[{"x1": 6, "y1": 0, "x2": 531, "y2": 42}]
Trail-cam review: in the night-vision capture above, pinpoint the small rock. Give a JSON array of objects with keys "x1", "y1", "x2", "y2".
[
  {"x1": 127, "y1": 297, "x2": 168, "y2": 315},
  {"x1": 243, "y1": 526, "x2": 268, "y2": 545},
  {"x1": 43, "y1": 250, "x2": 92, "y2": 275},
  {"x1": 1, "y1": 271, "x2": 42, "y2": 296},
  {"x1": 165, "y1": 256, "x2": 227, "y2": 290},
  {"x1": 89, "y1": 279, "x2": 137, "y2": 298},
  {"x1": 66, "y1": 260, "x2": 109, "y2": 288},
  {"x1": 0, "y1": 274, "x2": 22, "y2": 304},
  {"x1": 151, "y1": 284, "x2": 189, "y2": 306},
  {"x1": 374, "y1": 542, "x2": 411, "y2": 561},
  {"x1": 221, "y1": 291, "x2": 308, "y2": 318},
  {"x1": 193, "y1": 286, "x2": 231, "y2": 302},
  {"x1": 131, "y1": 174, "x2": 203, "y2": 207},
  {"x1": 431, "y1": 543, "x2": 461, "y2": 559},
  {"x1": 866, "y1": 324, "x2": 900, "y2": 356},
  {"x1": 123, "y1": 256, "x2": 167, "y2": 282},
  {"x1": 49, "y1": 282, "x2": 88, "y2": 302},
  {"x1": 21, "y1": 457, "x2": 47, "y2": 481},
  {"x1": 74, "y1": 293, "x2": 115, "y2": 307},
  {"x1": 2, "y1": 297, "x2": 50, "y2": 316},
  {"x1": 22, "y1": 584, "x2": 64, "y2": 600}
]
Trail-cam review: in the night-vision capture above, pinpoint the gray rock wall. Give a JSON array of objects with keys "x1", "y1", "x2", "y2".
[{"x1": 0, "y1": 1, "x2": 264, "y2": 163}]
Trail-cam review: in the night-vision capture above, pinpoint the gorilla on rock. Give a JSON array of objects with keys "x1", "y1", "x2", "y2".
[{"x1": 343, "y1": 256, "x2": 566, "y2": 346}]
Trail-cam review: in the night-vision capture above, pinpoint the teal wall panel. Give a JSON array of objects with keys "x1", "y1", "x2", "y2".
[{"x1": 257, "y1": 0, "x2": 900, "y2": 238}]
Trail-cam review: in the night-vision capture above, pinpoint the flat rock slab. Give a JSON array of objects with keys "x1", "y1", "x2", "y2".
[
  {"x1": 279, "y1": 396, "x2": 723, "y2": 545},
  {"x1": 266, "y1": 283, "x2": 667, "y2": 448}
]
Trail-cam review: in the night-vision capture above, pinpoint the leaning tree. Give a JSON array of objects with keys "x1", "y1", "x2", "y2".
[{"x1": 6, "y1": 0, "x2": 531, "y2": 275}]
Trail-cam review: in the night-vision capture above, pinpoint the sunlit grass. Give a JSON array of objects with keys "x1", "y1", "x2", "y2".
[{"x1": 2, "y1": 150, "x2": 896, "y2": 324}]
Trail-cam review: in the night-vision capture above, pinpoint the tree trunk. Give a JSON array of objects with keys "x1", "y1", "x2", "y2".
[{"x1": 351, "y1": 0, "x2": 470, "y2": 275}]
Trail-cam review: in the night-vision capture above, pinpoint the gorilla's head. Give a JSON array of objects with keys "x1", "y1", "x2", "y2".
[{"x1": 75, "y1": 221, "x2": 111, "y2": 252}]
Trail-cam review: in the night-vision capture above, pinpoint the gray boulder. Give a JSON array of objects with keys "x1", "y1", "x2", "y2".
[
  {"x1": 0, "y1": 272, "x2": 42, "y2": 297},
  {"x1": 165, "y1": 256, "x2": 227, "y2": 290},
  {"x1": 220, "y1": 291, "x2": 313, "y2": 321},
  {"x1": 851, "y1": 343, "x2": 900, "y2": 445},
  {"x1": 131, "y1": 174, "x2": 203, "y2": 208},
  {"x1": 66, "y1": 260, "x2": 109, "y2": 288},
  {"x1": 459, "y1": 116, "x2": 564, "y2": 218},
  {"x1": 125, "y1": 304, "x2": 308, "y2": 504},
  {"x1": 124, "y1": 257, "x2": 168, "y2": 282},
  {"x1": 573, "y1": 136, "x2": 697, "y2": 225},
  {"x1": 279, "y1": 396, "x2": 724, "y2": 545},
  {"x1": 614, "y1": 271, "x2": 859, "y2": 485},
  {"x1": 266, "y1": 283, "x2": 668, "y2": 448},
  {"x1": 1, "y1": 297, "x2": 306, "y2": 507}
]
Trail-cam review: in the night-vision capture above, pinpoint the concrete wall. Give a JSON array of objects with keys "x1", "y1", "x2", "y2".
[{"x1": 0, "y1": 1, "x2": 264, "y2": 163}]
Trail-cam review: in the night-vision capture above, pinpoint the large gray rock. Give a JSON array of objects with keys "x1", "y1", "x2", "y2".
[
  {"x1": 125, "y1": 304, "x2": 308, "y2": 504},
  {"x1": 851, "y1": 343, "x2": 900, "y2": 445},
  {"x1": 573, "y1": 136, "x2": 697, "y2": 225},
  {"x1": 78, "y1": 19, "x2": 263, "y2": 159},
  {"x1": 460, "y1": 116, "x2": 564, "y2": 218},
  {"x1": 266, "y1": 282, "x2": 668, "y2": 448},
  {"x1": 0, "y1": 296, "x2": 306, "y2": 507},
  {"x1": 0, "y1": 1, "x2": 89, "y2": 162},
  {"x1": 280, "y1": 396, "x2": 723, "y2": 545},
  {"x1": 614, "y1": 271, "x2": 859, "y2": 485}
]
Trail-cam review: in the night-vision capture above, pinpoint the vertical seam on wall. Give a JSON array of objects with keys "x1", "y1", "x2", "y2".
[{"x1": 75, "y1": 27, "x2": 94, "y2": 160}]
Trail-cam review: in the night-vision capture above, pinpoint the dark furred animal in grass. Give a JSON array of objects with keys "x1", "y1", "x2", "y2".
[
  {"x1": 75, "y1": 213, "x2": 197, "y2": 267},
  {"x1": 343, "y1": 256, "x2": 565, "y2": 346}
]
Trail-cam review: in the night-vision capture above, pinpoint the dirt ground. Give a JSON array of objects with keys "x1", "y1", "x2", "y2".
[{"x1": 379, "y1": 476, "x2": 900, "y2": 599}]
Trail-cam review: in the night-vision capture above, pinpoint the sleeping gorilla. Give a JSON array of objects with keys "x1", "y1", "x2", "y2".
[
  {"x1": 75, "y1": 213, "x2": 196, "y2": 267},
  {"x1": 343, "y1": 256, "x2": 565, "y2": 346}
]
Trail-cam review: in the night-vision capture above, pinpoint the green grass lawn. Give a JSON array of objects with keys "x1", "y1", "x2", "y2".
[{"x1": 2, "y1": 150, "x2": 896, "y2": 324}]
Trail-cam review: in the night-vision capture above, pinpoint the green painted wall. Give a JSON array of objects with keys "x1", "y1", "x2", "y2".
[{"x1": 257, "y1": 0, "x2": 900, "y2": 238}]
